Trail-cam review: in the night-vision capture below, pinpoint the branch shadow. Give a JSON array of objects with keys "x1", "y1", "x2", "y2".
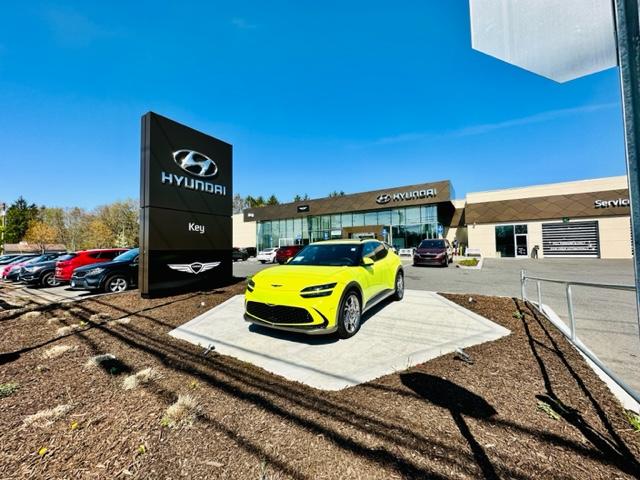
[
  {"x1": 516, "y1": 298, "x2": 640, "y2": 477},
  {"x1": 401, "y1": 372, "x2": 499, "y2": 480}
]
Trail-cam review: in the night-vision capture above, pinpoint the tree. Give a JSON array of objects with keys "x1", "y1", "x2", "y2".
[
  {"x1": 39, "y1": 207, "x2": 66, "y2": 244},
  {"x1": 293, "y1": 193, "x2": 310, "y2": 202},
  {"x1": 266, "y1": 195, "x2": 279, "y2": 206},
  {"x1": 246, "y1": 195, "x2": 266, "y2": 208},
  {"x1": 84, "y1": 219, "x2": 113, "y2": 248},
  {"x1": 24, "y1": 220, "x2": 57, "y2": 253},
  {"x1": 63, "y1": 207, "x2": 90, "y2": 251},
  {"x1": 232, "y1": 194, "x2": 248, "y2": 214},
  {"x1": 4, "y1": 197, "x2": 39, "y2": 243},
  {"x1": 328, "y1": 190, "x2": 346, "y2": 197},
  {"x1": 92, "y1": 199, "x2": 138, "y2": 248}
]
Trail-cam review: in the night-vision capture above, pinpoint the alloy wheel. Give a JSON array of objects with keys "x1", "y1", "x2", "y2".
[
  {"x1": 108, "y1": 277, "x2": 128, "y2": 293},
  {"x1": 43, "y1": 272, "x2": 59, "y2": 287},
  {"x1": 343, "y1": 294, "x2": 361, "y2": 333},
  {"x1": 396, "y1": 273, "x2": 404, "y2": 299}
]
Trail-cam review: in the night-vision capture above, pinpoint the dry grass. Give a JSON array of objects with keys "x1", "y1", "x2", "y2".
[
  {"x1": 85, "y1": 354, "x2": 116, "y2": 368},
  {"x1": 23, "y1": 404, "x2": 73, "y2": 428},
  {"x1": 89, "y1": 313, "x2": 111, "y2": 321},
  {"x1": 21, "y1": 311, "x2": 42, "y2": 320},
  {"x1": 123, "y1": 367, "x2": 162, "y2": 390},
  {"x1": 42, "y1": 345, "x2": 77, "y2": 359},
  {"x1": 55, "y1": 324, "x2": 82, "y2": 337},
  {"x1": 162, "y1": 394, "x2": 200, "y2": 428},
  {"x1": 64, "y1": 307, "x2": 84, "y2": 316}
]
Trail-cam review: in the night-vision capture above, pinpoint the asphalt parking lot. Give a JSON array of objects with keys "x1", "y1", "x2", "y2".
[
  {"x1": 234, "y1": 257, "x2": 640, "y2": 393},
  {"x1": 0, "y1": 282, "x2": 97, "y2": 308}
]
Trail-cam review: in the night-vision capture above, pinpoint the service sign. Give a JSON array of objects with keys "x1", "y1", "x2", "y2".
[{"x1": 140, "y1": 112, "x2": 233, "y2": 297}]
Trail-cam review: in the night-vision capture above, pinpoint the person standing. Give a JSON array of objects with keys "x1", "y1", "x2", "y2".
[{"x1": 452, "y1": 238, "x2": 459, "y2": 256}]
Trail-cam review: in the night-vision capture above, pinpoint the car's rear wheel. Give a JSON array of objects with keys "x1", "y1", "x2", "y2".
[
  {"x1": 393, "y1": 270, "x2": 404, "y2": 300},
  {"x1": 41, "y1": 271, "x2": 59, "y2": 288},
  {"x1": 337, "y1": 290, "x2": 362, "y2": 339},
  {"x1": 105, "y1": 275, "x2": 128, "y2": 293}
]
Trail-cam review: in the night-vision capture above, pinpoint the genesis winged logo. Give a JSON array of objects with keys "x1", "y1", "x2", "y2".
[
  {"x1": 172, "y1": 150, "x2": 218, "y2": 178},
  {"x1": 167, "y1": 261, "x2": 221, "y2": 275}
]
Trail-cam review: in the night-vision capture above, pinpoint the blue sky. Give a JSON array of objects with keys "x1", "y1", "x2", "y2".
[{"x1": 0, "y1": 1, "x2": 626, "y2": 209}]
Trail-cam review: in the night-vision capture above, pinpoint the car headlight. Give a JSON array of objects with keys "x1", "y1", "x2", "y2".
[
  {"x1": 86, "y1": 267, "x2": 105, "y2": 276},
  {"x1": 300, "y1": 282, "x2": 337, "y2": 298},
  {"x1": 247, "y1": 279, "x2": 255, "y2": 292}
]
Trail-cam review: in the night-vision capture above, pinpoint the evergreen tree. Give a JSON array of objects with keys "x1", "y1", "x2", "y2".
[{"x1": 4, "y1": 197, "x2": 39, "y2": 243}]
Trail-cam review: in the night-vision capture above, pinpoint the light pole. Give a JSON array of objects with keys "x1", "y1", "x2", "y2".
[{"x1": 1, "y1": 202, "x2": 6, "y2": 255}]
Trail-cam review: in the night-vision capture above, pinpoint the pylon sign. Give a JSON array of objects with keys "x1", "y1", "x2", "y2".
[
  {"x1": 139, "y1": 112, "x2": 233, "y2": 297},
  {"x1": 469, "y1": 0, "x2": 618, "y2": 83}
]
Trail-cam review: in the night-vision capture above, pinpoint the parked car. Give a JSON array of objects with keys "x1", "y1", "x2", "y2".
[
  {"x1": 1, "y1": 254, "x2": 44, "y2": 280},
  {"x1": 245, "y1": 247, "x2": 257, "y2": 258},
  {"x1": 256, "y1": 248, "x2": 278, "y2": 264},
  {"x1": 0, "y1": 254, "x2": 32, "y2": 265},
  {"x1": 413, "y1": 239, "x2": 453, "y2": 267},
  {"x1": 19, "y1": 253, "x2": 70, "y2": 287},
  {"x1": 398, "y1": 247, "x2": 416, "y2": 257},
  {"x1": 0, "y1": 254, "x2": 37, "y2": 266},
  {"x1": 232, "y1": 248, "x2": 249, "y2": 262},
  {"x1": 55, "y1": 248, "x2": 129, "y2": 283},
  {"x1": 70, "y1": 248, "x2": 139, "y2": 293},
  {"x1": 5, "y1": 252, "x2": 66, "y2": 282},
  {"x1": 275, "y1": 245, "x2": 304, "y2": 264},
  {"x1": 245, "y1": 240, "x2": 404, "y2": 339}
]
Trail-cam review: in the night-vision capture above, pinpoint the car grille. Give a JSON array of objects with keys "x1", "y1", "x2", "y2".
[{"x1": 246, "y1": 301, "x2": 312, "y2": 324}]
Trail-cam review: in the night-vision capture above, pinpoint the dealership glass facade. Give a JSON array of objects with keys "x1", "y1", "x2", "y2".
[{"x1": 257, "y1": 205, "x2": 443, "y2": 250}]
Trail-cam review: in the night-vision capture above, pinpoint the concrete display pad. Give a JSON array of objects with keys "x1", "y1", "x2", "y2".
[{"x1": 169, "y1": 290, "x2": 510, "y2": 390}]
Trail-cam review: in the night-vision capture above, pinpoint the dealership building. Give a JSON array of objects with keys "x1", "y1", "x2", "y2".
[{"x1": 235, "y1": 175, "x2": 632, "y2": 259}]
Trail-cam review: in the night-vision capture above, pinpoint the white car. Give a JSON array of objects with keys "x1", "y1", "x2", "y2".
[
  {"x1": 398, "y1": 247, "x2": 416, "y2": 257},
  {"x1": 256, "y1": 248, "x2": 278, "y2": 264}
]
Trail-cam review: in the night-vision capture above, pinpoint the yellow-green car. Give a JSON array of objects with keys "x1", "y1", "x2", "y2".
[{"x1": 244, "y1": 239, "x2": 404, "y2": 338}]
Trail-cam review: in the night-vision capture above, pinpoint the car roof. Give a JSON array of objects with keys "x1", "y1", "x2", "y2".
[{"x1": 310, "y1": 239, "x2": 378, "y2": 245}]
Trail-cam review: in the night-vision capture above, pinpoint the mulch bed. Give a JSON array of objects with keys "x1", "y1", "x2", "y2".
[{"x1": 1, "y1": 283, "x2": 639, "y2": 479}]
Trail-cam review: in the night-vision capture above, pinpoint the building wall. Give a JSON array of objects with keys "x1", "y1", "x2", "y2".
[
  {"x1": 232, "y1": 213, "x2": 256, "y2": 248},
  {"x1": 467, "y1": 216, "x2": 632, "y2": 259},
  {"x1": 599, "y1": 216, "x2": 632, "y2": 259},
  {"x1": 466, "y1": 176, "x2": 628, "y2": 203}
]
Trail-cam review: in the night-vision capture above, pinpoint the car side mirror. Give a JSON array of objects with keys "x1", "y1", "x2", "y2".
[{"x1": 362, "y1": 257, "x2": 374, "y2": 266}]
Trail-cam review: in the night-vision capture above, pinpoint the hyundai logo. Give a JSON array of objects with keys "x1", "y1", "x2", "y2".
[
  {"x1": 376, "y1": 194, "x2": 391, "y2": 205},
  {"x1": 172, "y1": 150, "x2": 218, "y2": 178}
]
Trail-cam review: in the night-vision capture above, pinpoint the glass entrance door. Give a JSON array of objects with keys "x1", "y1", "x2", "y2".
[{"x1": 515, "y1": 234, "x2": 528, "y2": 257}]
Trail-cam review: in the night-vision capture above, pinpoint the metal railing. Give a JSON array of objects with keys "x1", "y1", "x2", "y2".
[{"x1": 520, "y1": 269, "x2": 640, "y2": 405}]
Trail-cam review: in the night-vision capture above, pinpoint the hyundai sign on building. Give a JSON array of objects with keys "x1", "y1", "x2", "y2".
[{"x1": 139, "y1": 112, "x2": 232, "y2": 297}]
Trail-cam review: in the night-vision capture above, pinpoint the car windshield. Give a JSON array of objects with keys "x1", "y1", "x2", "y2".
[
  {"x1": 419, "y1": 240, "x2": 445, "y2": 249},
  {"x1": 289, "y1": 243, "x2": 361, "y2": 267},
  {"x1": 113, "y1": 248, "x2": 138, "y2": 262},
  {"x1": 23, "y1": 255, "x2": 46, "y2": 264}
]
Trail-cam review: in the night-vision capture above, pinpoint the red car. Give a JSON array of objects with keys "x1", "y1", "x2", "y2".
[
  {"x1": 55, "y1": 249, "x2": 129, "y2": 283},
  {"x1": 275, "y1": 245, "x2": 305, "y2": 264}
]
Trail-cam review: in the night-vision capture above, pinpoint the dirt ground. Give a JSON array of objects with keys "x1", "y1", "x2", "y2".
[{"x1": 1, "y1": 282, "x2": 639, "y2": 479}]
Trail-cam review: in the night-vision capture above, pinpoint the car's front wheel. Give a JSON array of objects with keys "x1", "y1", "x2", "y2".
[
  {"x1": 393, "y1": 270, "x2": 404, "y2": 300},
  {"x1": 41, "y1": 271, "x2": 59, "y2": 288},
  {"x1": 104, "y1": 275, "x2": 128, "y2": 293},
  {"x1": 337, "y1": 290, "x2": 362, "y2": 339}
]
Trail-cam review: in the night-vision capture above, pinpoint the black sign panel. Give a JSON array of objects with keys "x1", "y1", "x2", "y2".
[{"x1": 140, "y1": 112, "x2": 233, "y2": 297}]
